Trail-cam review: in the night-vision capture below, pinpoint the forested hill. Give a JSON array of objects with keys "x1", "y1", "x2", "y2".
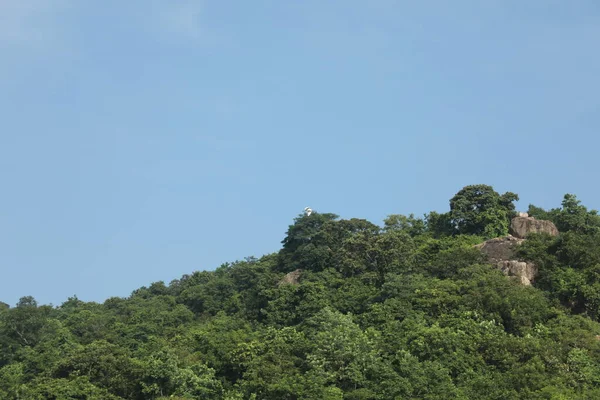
[{"x1": 3, "y1": 185, "x2": 600, "y2": 399}]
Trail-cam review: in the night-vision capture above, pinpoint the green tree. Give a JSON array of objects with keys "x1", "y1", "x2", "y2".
[
  {"x1": 53, "y1": 340, "x2": 140, "y2": 398},
  {"x1": 449, "y1": 184, "x2": 519, "y2": 238},
  {"x1": 239, "y1": 327, "x2": 315, "y2": 399},
  {"x1": 0, "y1": 363, "x2": 25, "y2": 399},
  {"x1": 139, "y1": 348, "x2": 222, "y2": 399},
  {"x1": 554, "y1": 194, "x2": 600, "y2": 234},
  {"x1": 20, "y1": 377, "x2": 121, "y2": 400},
  {"x1": 337, "y1": 230, "x2": 416, "y2": 284},
  {"x1": 383, "y1": 213, "x2": 426, "y2": 237},
  {"x1": 278, "y1": 212, "x2": 339, "y2": 272},
  {"x1": 528, "y1": 194, "x2": 600, "y2": 235}
]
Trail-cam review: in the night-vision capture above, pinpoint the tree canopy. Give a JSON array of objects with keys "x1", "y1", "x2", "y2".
[
  {"x1": 449, "y1": 184, "x2": 519, "y2": 238},
  {"x1": 2, "y1": 185, "x2": 600, "y2": 399}
]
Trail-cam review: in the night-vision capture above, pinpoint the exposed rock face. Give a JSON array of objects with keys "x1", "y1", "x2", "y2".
[
  {"x1": 278, "y1": 269, "x2": 302, "y2": 286},
  {"x1": 476, "y1": 216, "x2": 558, "y2": 285},
  {"x1": 510, "y1": 216, "x2": 559, "y2": 239},
  {"x1": 476, "y1": 235, "x2": 524, "y2": 262},
  {"x1": 476, "y1": 235, "x2": 537, "y2": 285},
  {"x1": 496, "y1": 260, "x2": 538, "y2": 286}
]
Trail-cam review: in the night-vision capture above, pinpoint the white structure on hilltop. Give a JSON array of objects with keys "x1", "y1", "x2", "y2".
[{"x1": 304, "y1": 207, "x2": 313, "y2": 216}]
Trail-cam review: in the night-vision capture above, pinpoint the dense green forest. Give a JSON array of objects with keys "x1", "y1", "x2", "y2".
[{"x1": 3, "y1": 184, "x2": 600, "y2": 399}]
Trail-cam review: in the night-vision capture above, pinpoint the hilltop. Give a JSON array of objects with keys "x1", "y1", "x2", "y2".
[{"x1": 2, "y1": 184, "x2": 600, "y2": 399}]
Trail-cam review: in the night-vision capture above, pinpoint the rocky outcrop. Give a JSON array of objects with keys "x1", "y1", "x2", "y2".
[
  {"x1": 476, "y1": 235, "x2": 536, "y2": 285},
  {"x1": 496, "y1": 260, "x2": 538, "y2": 286},
  {"x1": 278, "y1": 269, "x2": 302, "y2": 286},
  {"x1": 476, "y1": 235, "x2": 524, "y2": 262},
  {"x1": 474, "y1": 216, "x2": 558, "y2": 285},
  {"x1": 510, "y1": 216, "x2": 559, "y2": 239}
]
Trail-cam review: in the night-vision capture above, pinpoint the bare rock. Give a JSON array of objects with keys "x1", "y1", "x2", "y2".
[
  {"x1": 510, "y1": 216, "x2": 559, "y2": 239},
  {"x1": 476, "y1": 236, "x2": 537, "y2": 286},
  {"x1": 278, "y1": 269, "x2": 302, "y2": 286},
  {"x1": 476, "y1": 235, "x2": 524, "y2": 262},
  {"x1": 475, "y1": 217, "x2": 559, "y2": 285},
  {"x1": 496, "y1": 260, "x2": 538, "y2": 286}
]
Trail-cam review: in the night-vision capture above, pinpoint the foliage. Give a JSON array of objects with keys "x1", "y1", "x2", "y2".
[
  {"x1": 2, "y1": 185, "x2": 600, "y2": 398},
  {"x1": 449, "y1": 184, "x2": 518, "y2": 238},
  {"x1": 528, "y1": 194, "x2": 600, "y2": 235}
]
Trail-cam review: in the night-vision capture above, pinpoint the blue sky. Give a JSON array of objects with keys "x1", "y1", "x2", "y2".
[{"x1": 1, "y1": 1, "x2": 599, "y2": 306}]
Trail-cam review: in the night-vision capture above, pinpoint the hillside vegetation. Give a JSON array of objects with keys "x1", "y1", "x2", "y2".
[{"x1": 2, "y1": 185, "x2": 600, "y2": 399}]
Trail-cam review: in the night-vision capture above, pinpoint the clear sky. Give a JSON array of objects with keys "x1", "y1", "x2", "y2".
[{"x1": 1, "y1": 1, "x2": 599, "y2": 306}]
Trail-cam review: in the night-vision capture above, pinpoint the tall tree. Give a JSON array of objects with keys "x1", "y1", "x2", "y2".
[{"x1": 449, "y1": 184, "x2": 518, "y2": 237}]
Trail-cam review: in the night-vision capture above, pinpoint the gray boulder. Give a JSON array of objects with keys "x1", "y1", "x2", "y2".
[
  {"x1": 476, "y1": 235, "x2": 537, "y2": 286},
  {"x1": 278, "y1": 269, "x2": 302, "y2": 286},
  {"x1": 510, "y1": 216, "x2": 559, "y2": 239},
  {"x1": 475, "y1": 235, "x2": 524, "y2": 262},
  {"x1": 496, "y1": 260, "x2": 538, "y2": 286}
]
